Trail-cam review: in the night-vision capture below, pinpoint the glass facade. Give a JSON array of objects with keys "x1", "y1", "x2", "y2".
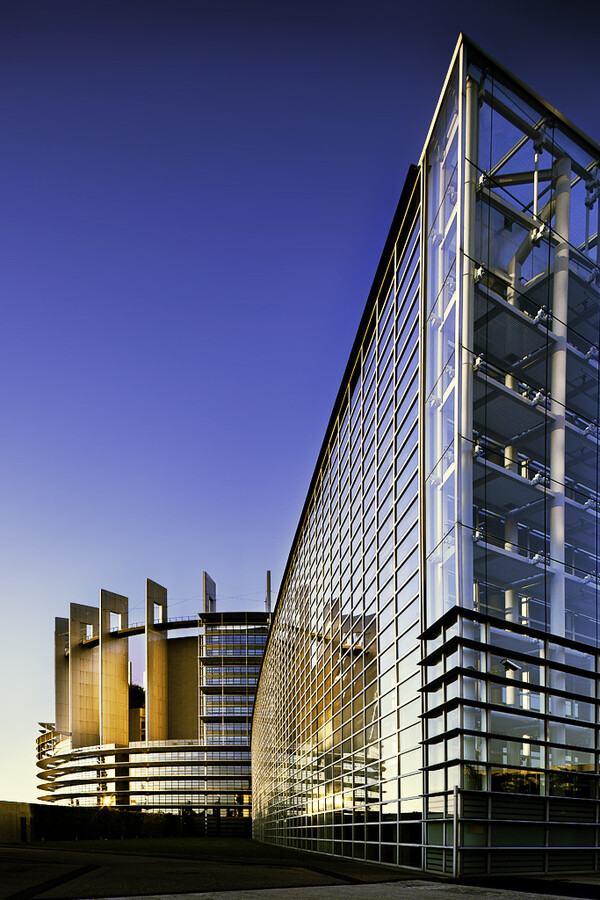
[
  {"x1": 252, "y1": 170, "x2": 422, "y2": 867},
  {"x1": 36, "y1": 739, "x2": 255, "y2": 813},
  {"x1": 252, "y1": 36, "x2": 600, "y2": 875},
  {"x1": 198, "y1": 613, "x2": 269, "y2": 814}
]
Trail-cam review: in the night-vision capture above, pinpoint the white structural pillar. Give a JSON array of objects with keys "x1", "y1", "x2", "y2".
[
  {"x1": 459, "y1": 71, "x2": 479, "y2": 609},
  {"x1": 550, "y1": 156, "x2": 570, "y2": 639}
]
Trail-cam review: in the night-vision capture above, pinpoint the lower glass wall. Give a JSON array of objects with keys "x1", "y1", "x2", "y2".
[
  {"x1": 423, "y1": 608, "x2": 600, "y2": 875},
  {"x1": 252, "y1": 507, "x2": 423, "y2": 868},
  {"x1": 252, "y1": 179, "x2": 422, "y2": 863},
  {"x1": 37, "y1": 740, "x2": 252, "y2": 817},
  {"x1": 255, "y1": 601, "x2": 600, "y2": 874}
]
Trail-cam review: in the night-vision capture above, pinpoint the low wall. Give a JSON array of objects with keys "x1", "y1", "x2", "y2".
[
  {"x1": 0, "y1": 801, "x2": 181, "y2": 842},
  {"x1": 0, "y1": 801, "x2": 32, "y2": 842},
  {"x1": 0, "y1": 801, "x2": 251, "y2": 842}
]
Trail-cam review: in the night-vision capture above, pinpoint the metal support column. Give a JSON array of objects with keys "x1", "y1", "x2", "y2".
[
  {"x1": 504, "y1": 513, "x2": 519, "y2": 622},
  {"x1": 550, "y1": 156, "x2": 570, "y2": 639}
]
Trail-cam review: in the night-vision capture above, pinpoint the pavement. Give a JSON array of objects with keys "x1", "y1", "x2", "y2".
[
  {"x1": 0, "y1": 844, "x2": 405, "y2": 900},
  {"x1": 2, "y1": 844, "x2": 600, "y2": 900},
  {"x1": 87, "y1": 886, "x2": 599, "y2": 900}
]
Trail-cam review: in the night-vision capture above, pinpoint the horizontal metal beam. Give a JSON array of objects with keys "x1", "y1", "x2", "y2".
[
  {"x1": 478, "y1": 184, "x2": 546, "y2": 235},
  {"x1": 492, "y1": 169, "x2": 553, "y2": 187},
  {"x1": 481, "y1": 89, "x2": 595, "y2": 182},
  {"x1": 488, "y1": 132, "x2": 532, "y2": 179}
]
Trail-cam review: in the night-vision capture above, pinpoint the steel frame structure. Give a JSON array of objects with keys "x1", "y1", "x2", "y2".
[{"x1": 252, "y1": 35, "x2": 600, "y2": 875}]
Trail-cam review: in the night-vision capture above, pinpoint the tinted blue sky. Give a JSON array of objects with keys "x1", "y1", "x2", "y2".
[{"x1": 1, "y1": 0, "x2": 597, "y2": 801}]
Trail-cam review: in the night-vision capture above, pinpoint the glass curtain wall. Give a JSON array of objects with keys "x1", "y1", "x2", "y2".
[
  {"x1": 422, "y1": 40, "x2": 600, "y2": 875},
  {"x1": 425, "y1": 63, "x2": 460, "y2": 626},
  {"x1": 253, "y1": 171, "x2": 422, "y2": 866},
  {"x1": 199, "y1": 614, "x2": 269, "y2": 817}
]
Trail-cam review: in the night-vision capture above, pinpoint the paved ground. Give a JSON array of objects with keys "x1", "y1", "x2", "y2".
[
  {"x1": 98, "y1": 885, "x2": 596, "y2": 900},
  {"x1": 0, "y1": 844, "x2": 405, "y2": 900},
  {"x1": 2, "y1": 843, "x2": 600, "y2": 900}
]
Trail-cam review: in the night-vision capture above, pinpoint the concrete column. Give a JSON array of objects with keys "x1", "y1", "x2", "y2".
[
  {"x1": 145, "y1": 579, "x2": 168, "y2": 740},
  {"x1": 99, "y1": 590, "x2": 129, "y2": 745},
  {"x1": 69, "y1": 603, "x2": 99, "y2": 749}
]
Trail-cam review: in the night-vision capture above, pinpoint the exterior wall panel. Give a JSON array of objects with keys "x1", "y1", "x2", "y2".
[
  {"x1": 145, "y1": 579, "x2": 168, "y2": 741},
  {"x1": 100, "y1": 590, "x2": 129, "y2": 745},
  {"x1": 54, "y1": 617, "x2": 69, "y2": 735},
  {"x1": 69, "y1": 603, "x2": 99, "y2": 749},
  {"x1": 167, "y1": 636, "x2": 198, "y2": 740}
]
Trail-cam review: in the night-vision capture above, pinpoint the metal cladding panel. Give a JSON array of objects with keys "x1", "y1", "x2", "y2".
[
  {"x1": 167, "y1": 636, "x2": 198, "y2": 740},
  {"x1": 54, "y1": 617, "x2": 69, "y2": 734},
  {"x1": 69, "y1": 603, "x2": 99, "y2": 749},
  {"x1": 99, "y1": 589, "x2": 129, "y2": 745},
  {"x1": 203, "y1": 571, "x2": 216, "y2": 613},
  {"x1": 145, "y1": 579, "x2": 168, "y2": 740}
]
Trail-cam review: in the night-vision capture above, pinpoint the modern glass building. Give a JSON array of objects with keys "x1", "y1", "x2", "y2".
[
  {"x1": 37, "y1": 574, "x2": 270, "y2": 823},
  {"x1": 252, "y1": 35, "x2": 600, "y2": 875}
]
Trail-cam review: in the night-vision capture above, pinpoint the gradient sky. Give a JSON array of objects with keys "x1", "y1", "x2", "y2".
[{"x1": 1, "y1": 0, "x2": 598, "y2": 802}]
